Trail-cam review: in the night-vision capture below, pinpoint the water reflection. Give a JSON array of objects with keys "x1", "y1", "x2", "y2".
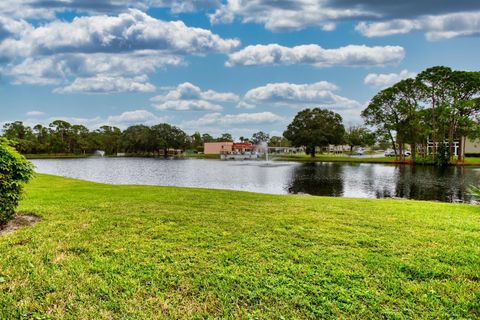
[
  {"x1": 287, "y1": 162, "x2": 344, "y2": 196},
  {"x1": 31, "y1": 158, "x2": 480, "y2": 203}
]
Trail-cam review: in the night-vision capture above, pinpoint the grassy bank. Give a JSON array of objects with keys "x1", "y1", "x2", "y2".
[
  {"x1": 25, "y1": 153, "x2": 91, "y2": 159},
  {"x1": 1, "y1": 175, "x2": 479, "y2": 319},
  {"x1": 275, "y1": 154, "x2": 397, "y2": 164}
]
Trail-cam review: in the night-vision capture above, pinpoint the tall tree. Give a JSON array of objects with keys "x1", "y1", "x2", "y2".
[
  {"x1": 251, "y1": 131, "x2": 270, "y2": 145},
  {"x1": 283, "y1": 108, "x2": 345, "y2": 157},
  {"x1": 218, "y1": 133, "x2": 233, "y2": 142},
  {"x1": 362, "y1": 87, "x2": 402, "y2": 159},
  {"x1": 122, "y1": 125, "x2": 153, "y2": 154},
  {"x1": 417, "y1": 66, "x2": 453, "y2": 160},
  {"x1": 344, "y1": 126, "x2": 375, "y2": 152},
  {"x1": 151, "y1": 123, "x2": 188, "y2": 157}
]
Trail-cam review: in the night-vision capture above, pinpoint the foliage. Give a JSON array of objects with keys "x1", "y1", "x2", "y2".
[
  {"x1": 435, "y1": 142, "x2": 451, "y2": 167},
  {"x1": 250, "y1": 131, "x2": 270, "y2": 145},
  {"x1": 1, "y1": 174, "x2": 478, "y2": 318},
  {"x1": 0, "y1": 139, "x2": 34, "y2": 225},
  {"x1": 344, "y1": 126, "x2": 375, "y2": 151},
  {"x1": 363, "y1": 66, "x2": 480, "y2": 163},
  {"x1": 268, "y1": 136, "x2": 291, "y2": 147},
  {"x1": 1, "y1": 121, "x2": 237, "y2": 157},
  {"x1": 283, "y1": 108, "x2": 345, "y2": 157}
]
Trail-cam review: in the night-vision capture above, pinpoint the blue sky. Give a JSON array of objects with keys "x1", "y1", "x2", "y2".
[{"x1": 1, "y1": 0, "x2": 480, "y2": 139}]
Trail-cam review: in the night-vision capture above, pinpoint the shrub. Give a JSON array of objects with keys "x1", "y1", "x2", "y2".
[{"x1": 0, "y1": 139, "x2": 34, "y2": 225}]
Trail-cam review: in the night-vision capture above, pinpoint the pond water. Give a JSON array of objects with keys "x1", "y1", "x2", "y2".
[{"x1": 31, "y1": 157, "x2": 480, "y2": 203}]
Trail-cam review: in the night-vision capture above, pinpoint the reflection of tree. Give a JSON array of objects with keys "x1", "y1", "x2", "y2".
[
  {"x1": 287, "y1": 163, "x2": 344, "y2": 196},
  {"x1": 288, "y1": 163, "x2": 480, "y2": 203},
  {"x1": 393, "y1": 165, "x2": 478, "y2": 202}
]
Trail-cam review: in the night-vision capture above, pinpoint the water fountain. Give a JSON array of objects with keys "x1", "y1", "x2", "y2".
[{"x1": 94, "y1": 150, "x2": 105, "y2": 157}]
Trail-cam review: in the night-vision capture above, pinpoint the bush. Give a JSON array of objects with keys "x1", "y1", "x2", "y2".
[{"x1": 0, "y1": 139, "x2": 34, "y2": 225}]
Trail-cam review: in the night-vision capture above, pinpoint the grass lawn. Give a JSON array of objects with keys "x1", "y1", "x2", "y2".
[{"x1": 1, "y1": 175, "x2": 479, "y2": 319}]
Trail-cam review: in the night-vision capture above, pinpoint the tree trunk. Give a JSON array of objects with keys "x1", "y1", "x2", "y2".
[
  {"x1": 448, "y1": 124, "x2": 455, "y2": 161},
  {"x1": 388, "y1": 131, "x2": 397, "y2": 158},
  {"x1": 310, "y1": 146, "x2": 316, "y2": 158},
  {"x1": 398, "y1": 142, "x2": 404, "y2": 162},
  {"x1": 431, "y1": 93, "x2": 437, "y2": 161},
  {"x1": 459, "y1": 136, "x2": 466, "y2": 163},
  {"x1": 411, "y1": 143, "x2": 416, "y2": 164},
  {"x1": 164, "y1": 148, "x2": 168, "y2": 158}
]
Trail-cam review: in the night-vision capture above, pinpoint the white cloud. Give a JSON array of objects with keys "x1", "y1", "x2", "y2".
[
  {"x1": 208, "y1": 0, "x2": 480, "y2": 41},
  {"x1": 5, "y1": 9, "x2": 238, "y2": 59},
  {"x1": 0, "y1": 0, "x2": 220, "y2": 20},
  {"x1": 5, "y1": 53, "x2": 182, "y2": 86},
  {"x1": 106, "y1": 110, "x2": 169, "y2": 127},
  {"x1": 209, "y1": 0, "x2": 370, "y2": 31},
  {"x1": 183, "y1": 111, "x2": 284, "y2": 127},
  {"x1": 364, "y1": 70, "x2": 417, "y2": 89},
  {"x1": 236, "y1": 101, "x2": 256, "y2": 109},
  {"x1": 151, "y1": 0, "x2": 220, "y2": 13},
  {"x1": 244, "y1": 81, "x2": 362, "y2": 110},
  {"x1": 26, "y1": 111, "x2": 46, "y2": 117},
  {"x1": 53, "y1": 75, "x2": 156, "y2": 94},
  {"x1": 155, "y1": 100, "x2": 223, "y2": 111},
  {"x1": 356, "y1": 12, "x2": 480, "y2": 41},
  {"x1": 0, "y1": 10, "x2": 239, "y2": 92},
  {"x1": 151, "y1": 82, "x2": 239, "y2": 111},
  {"x1": 226, "y1": 44, "x2": 405, "y2": 68}
]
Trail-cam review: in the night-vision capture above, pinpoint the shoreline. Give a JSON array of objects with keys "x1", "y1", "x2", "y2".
[{"x1": 25, "y1": 153, "x2": 480, "y2": 167}]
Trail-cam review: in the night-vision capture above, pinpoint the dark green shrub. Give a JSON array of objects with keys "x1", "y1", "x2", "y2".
[
  {"x1": 435, "y1": 143, "x2": 451, "y2": 167},
  {"x1": 0, "y1": 139, "x2": 34, "y2": 225}
]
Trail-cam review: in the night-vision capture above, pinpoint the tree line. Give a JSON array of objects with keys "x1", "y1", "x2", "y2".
[
  {"x1": 4, "y1": 66, "x2": 478, "y2": 164},
  {"x1": 0, "y1": 121, "x2": 288, "y2": 156},
  {"x1": 283, "y1": 66, "x2": 480, "y2": 165},
  {"x1": 362, "y1": 66, "x2": 480, "y2": 164}
]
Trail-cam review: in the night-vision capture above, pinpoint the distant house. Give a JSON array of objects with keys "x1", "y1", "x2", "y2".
[
  {"x1": 204, "y1": 142, "x2": 234, "y2": 155},
  {"x1": 204, "y1": 142, "x2": 255, "y2": 154},
  {"x1": 427, "y1": 138, "x2": 480, "y2": 156}
]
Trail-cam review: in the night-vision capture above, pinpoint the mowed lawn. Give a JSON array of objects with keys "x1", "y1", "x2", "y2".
[{"x1": 1, "y1": 175, "x2": 479, "y2": 319}]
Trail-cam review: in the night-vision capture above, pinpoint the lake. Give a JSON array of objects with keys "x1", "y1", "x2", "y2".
[{"x1": 31, "y1": 157, "x2": 480, "y2": 203}]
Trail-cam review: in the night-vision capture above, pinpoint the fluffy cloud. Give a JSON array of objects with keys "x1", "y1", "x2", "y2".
[
  {"x1": 54, "y1": 75, "x2": 156, "y2": 94},
  {"x1": 364, "y1": 70, "x2": 417, "y2": 89},
  {"x1": 151, "y1": 82, "x2": 239, "y2": 111},
  {"x1": 209, "y1": 0, "x2": 370, "y2": 31},
  {"x1": 236, "y1": 101, "x2": 256, "y2": 109},
  {"x1": 209, "y1": 0, "x2": 480, "y2": 40},
  {"x1": 3, "y1": 0, "x2": 480, "y2": 41},
  {"x1": 0, "y1": 0, "x2": 219, "y2": 19},
  {"x1": 26, "y1": 111, "x2": 46, "y2": 117},
  {"x1": 5, "y1": 53, "x2": 182, "y2": 86},
  {"x1": 151, "y1": 0, "x2": 220, "y2": 13},
  {"x1": 183, "y1": 112, "x2": 284, "y2": 128},
  {"x1": 356, "y1": 12, "x2": 480, "y2": 41},
  {"x1": 106, "y1": 110, "x2": 169, "y2": 127},
  {"x1": 226, "y1": 44, "x2": 405, "y2": 67},
  {"x1": 3, "y1": 9, "x2": 239, "y2": 59},
  {"x1": 0, "y1": 10, "x2": 239, "y2": 92},
  {"x1": 244, "y1": 81, "x2": 362, "y2": 110}
]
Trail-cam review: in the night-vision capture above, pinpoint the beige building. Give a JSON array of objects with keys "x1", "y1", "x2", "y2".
[
  {"x1": 204, "y1": 142, "x2": 234, "y2": 155},
  {"x1": 464, "y1": 139, "x2": 480, "y2": 156}
]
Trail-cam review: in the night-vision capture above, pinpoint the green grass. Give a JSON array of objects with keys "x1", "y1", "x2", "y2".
[
  {"x1": 1, "y1": 175, "x2": 479, "y2": 319},
  {"x1": 25, "y1": 154, "x2": 92, "y2": 159}
]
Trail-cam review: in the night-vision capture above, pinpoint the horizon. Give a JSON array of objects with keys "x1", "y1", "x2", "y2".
[{"x1": 1, "y1": 1, "x2": 480, "y2": 139}]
